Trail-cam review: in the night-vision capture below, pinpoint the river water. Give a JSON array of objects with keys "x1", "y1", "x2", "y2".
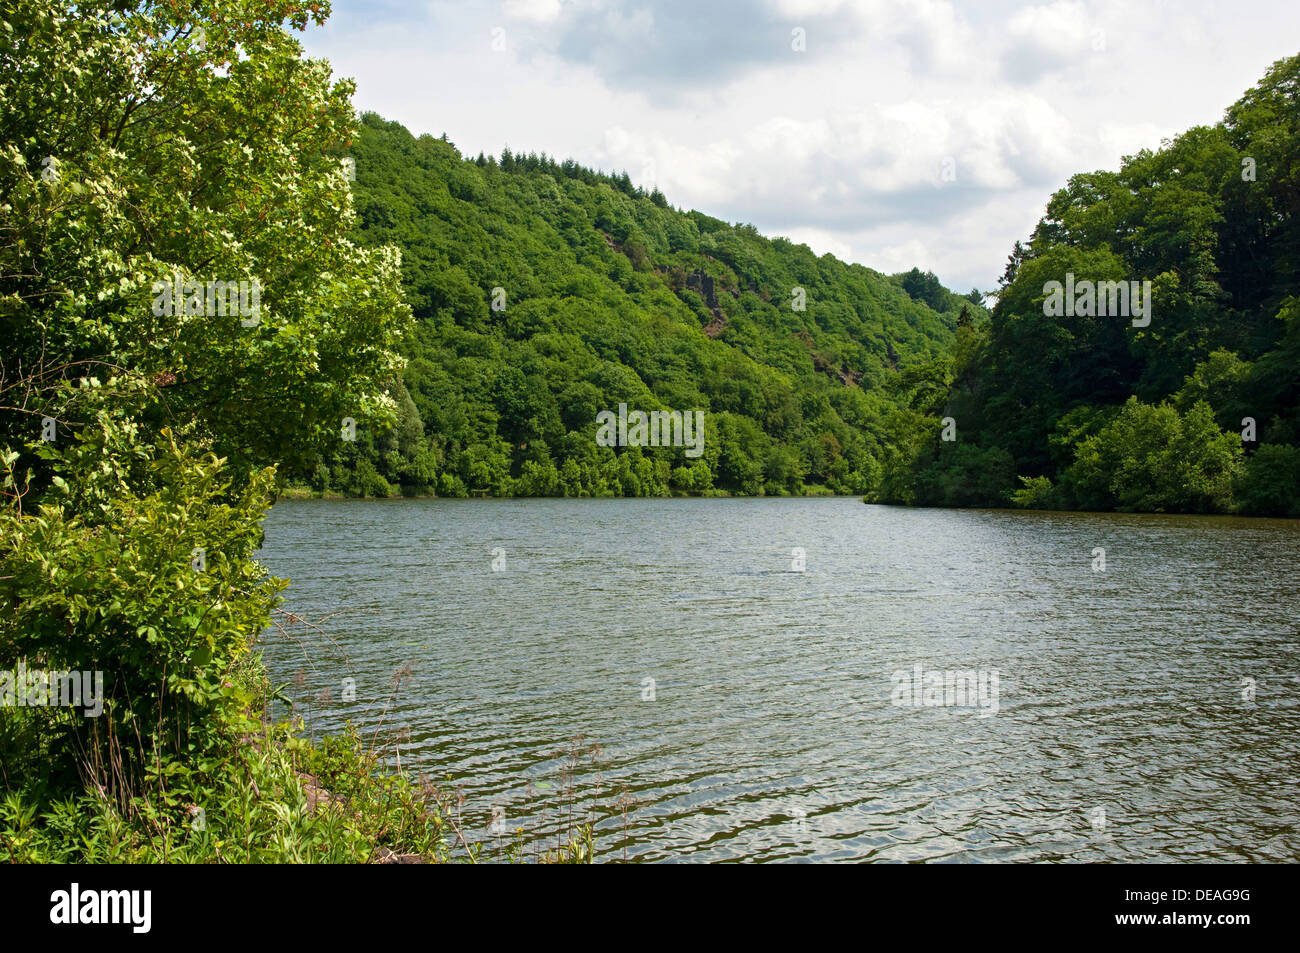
[{"x1": 256, "y1": 497, "x2": 1300, "y2": 862}]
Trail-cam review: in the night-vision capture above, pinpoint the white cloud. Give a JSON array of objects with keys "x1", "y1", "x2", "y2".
[
  {"x1": 1006, "y1": 1, "x2": 1099, "y2": 57},
  {"x1": 504, "y1": 0, "x2": 564, "y2": 24},
  {"x1": 869, "y1": 238, "x2": 934, "y2": 276},
  {"x1": 778, "y1": 227, "x2": 854, "y2": 262},
  {"x1": 303, "y1": 0, "x2": 1300, "y2": 291}
]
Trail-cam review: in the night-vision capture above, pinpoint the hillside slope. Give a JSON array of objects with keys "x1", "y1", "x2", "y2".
[{"x1": 297, "y1": 114, "x2": 976, "y2": 498}]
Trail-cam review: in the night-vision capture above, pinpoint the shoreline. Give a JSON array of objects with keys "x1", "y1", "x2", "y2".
[{"x1": 271, "y1": 486, "x2": 1300, "y2": 520}]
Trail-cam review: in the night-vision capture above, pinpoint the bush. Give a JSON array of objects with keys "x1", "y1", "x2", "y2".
[
  {"x1": 353, "y1": 459, "x2": 394, "y2": 498},
  {"x1": 1010, "y1": 475, "x2": 1057, "y2": 509},
  {"x1": 1060, "y1": 399, "x2": 1242, "y2": 512},
  {"x1": 1236, "y1": 444, "x2": 1300, "y2": 517},
  {"x1": 0, "y1": 424, "x2": 282, "y2": 799},
  {"x1": 909, "y1": 442, "x2": 1016, "y2": 507}
]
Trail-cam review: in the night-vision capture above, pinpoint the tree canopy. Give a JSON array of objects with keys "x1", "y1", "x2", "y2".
[
  {"x1": 300, "y1": 114, "x2": 975, "y2": 499},
  {"x1": 879, "y1": 54, "x2": 1300, "y2": 517}
]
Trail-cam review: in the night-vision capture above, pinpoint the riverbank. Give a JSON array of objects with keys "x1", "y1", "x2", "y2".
[
  {"x1": 1, "y1": 660, "x2": 596, "y2": 864},
  {"x1": 274, "y1": 480, "x2": 1297, "y2": 518},
  {"x1": 274, "y1": 482, "x2": 841, "y2": 501}
]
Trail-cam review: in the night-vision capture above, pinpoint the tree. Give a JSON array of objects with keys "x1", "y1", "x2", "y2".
[
  {"x1": 1236, "y1": 444, "x2": 1300, "y2": 516},
  {"x1": 900, "y1": 267, "x2": 948, "y2": 311},
  {"x1": 881, "y1": 56, "x2": 1300, "y2": 515},
  {"x1": 1060, "y1": 399, "x2": 1242, "y2": 512},
  {"x1": 0, "y1": 0, "x2": 410, "y2": 796}
]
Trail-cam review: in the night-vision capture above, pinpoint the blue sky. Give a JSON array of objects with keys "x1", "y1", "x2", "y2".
[{"x1": 299, "y1": 0, "x2": 1300, "y2": 292}]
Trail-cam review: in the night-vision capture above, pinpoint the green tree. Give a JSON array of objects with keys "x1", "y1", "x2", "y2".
[
  {"x1": 1236, "y1": 444, "x2": 1300, "y2": 517},
  {"x1": 1061, "y1": 399, "x2": 1242, "y2": 512},
  {"x1": 0, "y1": 0, "x2": 409, "y2": 796}
]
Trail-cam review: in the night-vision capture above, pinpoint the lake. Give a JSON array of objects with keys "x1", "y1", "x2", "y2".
[{"x1": 256, "y1": 497, "x2": 1300, "y2": 862}]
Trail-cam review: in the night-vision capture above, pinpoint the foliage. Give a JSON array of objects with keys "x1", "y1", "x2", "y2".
[
  {"x1": 0, "y1": 716, "x2": 597, "y2": 863},
  {"x1": 1236, "y1": 443, "x2": 1300, "y2": 517},
  {"x1": 1059, "y1": 398, "x2": 1243, "y2": 512},
  {"x1": 897, "y1": 267, "x2": 952, "y2": 312},
  {"x1": 0, "y1": 0, "x2": 417, "y2": 861},
  {"x1": 878, "y1": 55, "x2": 1300, "y2": 517},
  {"x1": 293, "y1": 115, "x2": 974, "y2": 498},
  {"x1": 1009, "y1": 475, "x2": 1057, "y2": 509}
]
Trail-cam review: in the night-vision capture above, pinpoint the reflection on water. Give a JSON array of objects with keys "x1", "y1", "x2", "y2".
[{"x1": 256, "y1": 498, "x2": 1300, "y2": 862}]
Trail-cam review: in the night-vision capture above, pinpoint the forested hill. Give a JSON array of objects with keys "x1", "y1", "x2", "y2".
[
  {"x1": 295, "y1": 113, "x2": 978, "y2": 498},
  {"x1": 879, "y1": 54, "x2": 1300, "y2": 517}
]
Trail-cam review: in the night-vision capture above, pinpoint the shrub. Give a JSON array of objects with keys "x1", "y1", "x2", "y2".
[
  {"x1": 1060, "y1": 399, "x2": 1243, "y2": 512},
  {"x1": 1010, "y1": 475, "x2": 1057, "y2": 509},
  {"x1": 1236, "y1": 444, "x2": 1300, "y2": 517}
]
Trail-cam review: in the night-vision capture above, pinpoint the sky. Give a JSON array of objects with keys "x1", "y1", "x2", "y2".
[{"x1": 299, "y1": 0, "x2": 1300, "y2": 293}]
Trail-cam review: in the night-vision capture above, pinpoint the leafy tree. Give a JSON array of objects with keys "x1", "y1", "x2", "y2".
[
  {"x1": 881, "y1": 54, "x2": 1300, "y2": 517},
  {"x1": 1060, "y1": 399, "x2": 1242, "y2": 512},
  {"x1": 899, "y1": 267, "x2": 949, "y2": 311},
  {"x1": 1236, "y1": 444, "x2": 1300, "y2": 517},
  {"x1": 0, "y1": 0, "x2": 408, "y2": 798}
]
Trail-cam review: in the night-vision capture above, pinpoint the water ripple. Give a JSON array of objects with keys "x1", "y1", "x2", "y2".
[{"x1": 257, "y1": 498, "x2": 1300, "y2": 862}]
